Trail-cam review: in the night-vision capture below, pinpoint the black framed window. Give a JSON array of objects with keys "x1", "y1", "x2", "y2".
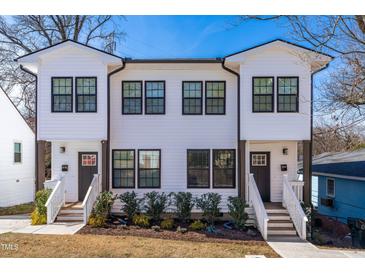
[
  {"x1": 138, "y1": 150, "x2": 161, "y2": 188},
  {"x1": 182, "y1": 81, "x2": 203, "y2": 114},
  {"x1": 326, "y1": 178, "x2": 335, "y2": 197},
  {"x1": 252, "y1": 77, "x2": 274, "y2": 112},
  {"x1": 205, "y1": 81, "x2": 225, "y2": 114},
  {"x1": 213, "y1": 150, "x2": 235, "y2": 188},
  {"x1": 277, "y1": 77, "x2": 299, "y2": 112},
  {"x1": 187, "y1": 150, "x2": 210, "y2": 188},
  {"x1": 145, "y1": 81, "x2": 165, "y2": 114},
  {"x1": 76, "y1": 77, "x2": 97, "y2": 112},
  {"x1": 51, "y1": 77, "x2": 73, "y2": 112},
  {"x1": 112, "y1": 150, "x2": 135, "y2": 188},
  {"x1": 122, "y1": 81, "x2": 142, "y2": 114},
  {"x1": 14, "y1": 142, "x2": 22, "y2": 163}
]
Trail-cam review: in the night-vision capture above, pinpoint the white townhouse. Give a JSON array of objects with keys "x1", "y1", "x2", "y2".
[
  {"x1": 0, "y1": 90, "x2": 35, "y2": 207},
  {"x1": 16, "y1": 39, "x2": 332, "y2": 239}
]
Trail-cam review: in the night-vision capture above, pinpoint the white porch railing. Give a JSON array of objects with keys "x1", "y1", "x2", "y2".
[
  {"x1": 45, "y1": 176, "x2": 66, "y2": 224},
  {"x1": 82, "y1": 174, "x2": 101, "y2": 224},
  {"x1": 248, "y1": 174, "x2": 269, "y2": 240},
  {"x1": 290, "y1": 180, "x2": 304, "y2": 202},
  {"x1": 283, "y1": 174, "x2": 308, "y2": 240}
]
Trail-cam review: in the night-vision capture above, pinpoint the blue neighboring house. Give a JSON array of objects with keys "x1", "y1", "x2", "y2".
[{"x1": 312, "y1": 149, "x2": 365, "y2": 223}]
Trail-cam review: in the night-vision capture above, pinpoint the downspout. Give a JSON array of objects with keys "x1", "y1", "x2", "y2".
[
  {"x1": 19, "y1": 65, "x2": 38, "y2": 190},
  {"x1": 221, "y1": 59, "x2": 241, "y2": 198},
  {"x1": 106, "y1": 61, "x2": 126, "y2": 191}
]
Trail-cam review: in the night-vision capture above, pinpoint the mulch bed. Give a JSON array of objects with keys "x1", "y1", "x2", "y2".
[{"x1": 79, "y1": 221, "x2": 265, "y2": 244}]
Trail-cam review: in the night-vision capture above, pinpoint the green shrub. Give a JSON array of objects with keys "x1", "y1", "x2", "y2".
[
  {"x1": 160, "y1": 218, "x2": 174, "y2": 230},
  {"x1": 31, "y1": 208, "x2": 47, "y2": 225},
  {"x1": 35, "y1": 189, "x2": 52, "y2": 216},
  {"x1": 143, "y1": 191, "x2": 171, "y2": 222},
  {"x1": 172, "y1": 192, "x2": 194, "y2": 223},
  {"x1": 119, "y1": 191, "x2": 143, "y2": 220},
  {"x1": 189, "y1": 220, "x2": 206, "y2": 231},
  {"x1": 88, "y1": 214, "x2": 107, "y2": 228},
  {"x1": 195, "y1": 193, "x2": 221, "y2": 225},
  {"x1": 132, "y1": 214, "x2": 150, "y2": 228},
  {"x1": 227, "y1": 196, "x2": 248, "y2": 230}
]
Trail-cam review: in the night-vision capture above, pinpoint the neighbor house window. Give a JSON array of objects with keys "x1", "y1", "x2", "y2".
[
  {"x1": 252, "y1": 77, "x2": 274, "y2": 112},
  {"x1": 205, "y1": 81, "x2": 225, "y2": 114},
  {"x1": 187, "y1": 150, "x2": 210, "y2": 188},
  {"x1": 52, "y1": 77, "x2": 73, "y2": 112},
  {"x1": 122, "y1": 81, "x2": 142, "y2": 114},
  {"x1": 145, "y1": 81, "x2": 165, "y2": 114},
  {"x1": 277, "y1": 77, "x2": 299, "y2": 112},
  {"x1": 182, "y1": 81, "x2": 203, "y2": 114},
  {"x1": 138, "y1": 150, "x2": 161, "y2": 188},
  {"x1": 14, "y1": 142, "x2": 22, "y2": 163},
  {"x1": 112, "y1": 150, "x2": 135, "y2": 188},
  {"x1": 326, "y1": 178, "x2": 335, "y2": 197},
  {"x1": 76, "y1": 77, "x2": 97, "y2": 112},
  {"x1": 213, "y1": 150, "x2": 235, "y2": 188}
]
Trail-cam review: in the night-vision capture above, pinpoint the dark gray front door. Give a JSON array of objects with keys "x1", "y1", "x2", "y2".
[
  {"x1": 250, "y1": 152, "x2": 270, "y2": 202},
  {"x1": 78, "y1": 152, "x2": 98, "y2": 201}
]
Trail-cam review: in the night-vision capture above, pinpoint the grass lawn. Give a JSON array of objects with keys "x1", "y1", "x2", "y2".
[
  {"x1": 0, "y1": 233, "x2": 279, "y2": 258},
  {"x1": 0, "y1": 203, "x2": 34, "y2": 216}
]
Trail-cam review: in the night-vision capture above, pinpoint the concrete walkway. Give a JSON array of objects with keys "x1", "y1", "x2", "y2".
[
  {"x1": 0, "y1": 215, "x2": 84, "y2": 235},
  {"x1": 267, "y1": 236, "x2": 365, "y2": 258}
]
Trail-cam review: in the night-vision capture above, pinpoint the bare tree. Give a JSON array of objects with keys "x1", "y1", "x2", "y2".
[{"x1": 0, "y1": 16, "x2": 125, "y2": 128}]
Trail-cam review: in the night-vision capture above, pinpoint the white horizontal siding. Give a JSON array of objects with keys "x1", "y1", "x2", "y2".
[{"x1": 0, "y1": 92, "x2": 35, "y2": 207}]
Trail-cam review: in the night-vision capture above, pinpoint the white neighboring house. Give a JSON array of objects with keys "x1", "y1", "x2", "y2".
[
  {"x1": 0, "y1": 90, "x2": 35, "y2": 207},
  {"x1": 16, "y1": 39, "x2": 332, "y2": 239}
]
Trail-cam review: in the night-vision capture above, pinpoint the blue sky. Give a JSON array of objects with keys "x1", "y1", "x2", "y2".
[{"x1": 119, "y1": 16, "x2": 291, "y2": 58}]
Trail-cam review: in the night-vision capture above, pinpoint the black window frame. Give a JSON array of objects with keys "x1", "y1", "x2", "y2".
[
  {"x1": 122, "y1": 81, "x2": 143, "y2": 115},
  {"x1": 182, "y1": 81, "x2": 203, "y2": 115},
  {"x1": 112, "y1": 149, "x2": 136, "y2": 189},
  {"x1": 138, "y1": 149, "x2": 161, "y2": 189},
  {"x1": 187, "y1": 149, "x2": 210, "y2": 189},
  {"x1": 75, "y1": 77, "x2": 97, "y2": 113},
  {"x1": 277, "y1": 76, "x2": 299, "y2": 113},
  {"x1": 252, "y1": 77, "x2": 274, "y2": 113},
  {"x1": 326, "y1": 178, "x2": 335, "y2": 198},
  {"x1": 205, "y1": 81, "x2": 226, "y2": 115},
  {"x1": 144, "y1": 81, "x2": 166, "y2": 115},
  {"x1": 14, "y1": 142, "x2": 22, "y2": 163},
  {"x1": 51, "y1": 77, "x2": 73, "y2": 113},
  {"x1": 212, "y1": 149, "x2": 236, "y2": 189}
]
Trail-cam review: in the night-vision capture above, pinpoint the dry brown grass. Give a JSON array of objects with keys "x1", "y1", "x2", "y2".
[
  {"x1": 0, "y1": 233, "x2": 279, "y2": 258},
  {"x1": 0, "y1": 203, "x2": 34, "y2": 216}
]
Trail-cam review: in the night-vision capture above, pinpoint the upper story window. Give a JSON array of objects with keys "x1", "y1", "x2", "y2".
[
  {"x1": 76, "y1": 77, "x2": 97, "y2": 112},
  {"x1": 326, "y1": 178, "x2": 335, "y2": 197},
  {"x1": 277, "y1": 77, "x2": 299, "y2": 112},
  {"x1": 14, "y1": 142, "x2": 22, "y2": 163},
  {"x1": 112, "y1": 150, "x2": 135, "y2": 188},
  {"x1": 122, "y1": 81, "x2": 143, "y2": 114},
  {"x1": 213, "y1": 150, "x2": 235, "y2": 188},
  {"x1": 145, "y1": 81, "x2": 165, "y2": 114},
  {"x1": 138, "y1": 150, "x2": 161, "y2": 188},
  {"x1": 182, "y1": 81, "x2": 203, "y2": 115},
  {"x1": 51, "y1": 77, "x2": 73, "y2": 112},
  {"x1": 205, "y1": 81, "x2": 225, "y2": 114},
  {"x1": 252, "y1": 77, "x2": 274, "y2": 112},
  {"x1": 187, "y1": 149, "x2": 210, "y2": 188}
]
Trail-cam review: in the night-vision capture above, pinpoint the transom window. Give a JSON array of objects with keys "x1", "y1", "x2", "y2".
[
  {"x1": 187, "y1": 150, "x2": 210, "y2": 188},
  {"x1": 326, "y1": 178, "x2": 335, "y2": 197},
  {"x1": 252, "y1": 77, "x2": 274, "y2": 112},
  {"x1": 52, "y1": 77, "x2": 73, "y2": 112},
  {"x1": 205, "y1": 81, "x2": 225, "y2": 114},
  {"x1": 251, "y1": 154, "x2": 267, "y2": 166},
  {"x1": 145, "y1": 81, "x2": 165, "y2": 114},
  {"x1": 213, "y1": 150, "x2": 235, "y2": 188},
  {"x1": 122, "y1": 81, "x2": 142, "y2": 114},
  {"x1": 182, "y1": 81, "x2": 203, "y2": 115},
  {"x1": 76, "y1": 77, "x2": 97, "y2": 112},
  {"x1": 113, "y1": 150, "x2": 135, "y2": 188},
  {"x1": 138, "y1": 150, "x2": 161, "y2": 188},
  {"x1": 81, "y1": 154, "x2": 97, "y2": 166},
  {"x1": 14, "y1": 142, "x2": 22, "y2": 163},
  {"x1": 277, "y1": 77, "x2": 299, "y2": 112}
]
